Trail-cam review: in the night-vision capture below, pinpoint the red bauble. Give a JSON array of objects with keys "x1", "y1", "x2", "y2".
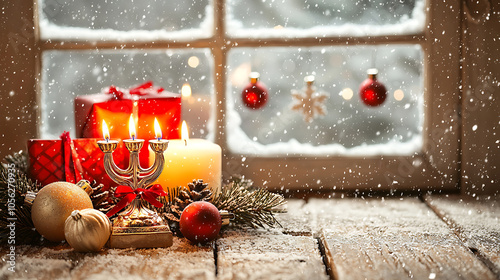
[
  {"x1": 180, "y1": 201, "x2": 222, "y2": 243},
  {"x1": 242, "y1": 72, "x2": 268, "y2": 109},
  {"x1": 359, "y1": 69, "x2": 387, "y2": 107}
]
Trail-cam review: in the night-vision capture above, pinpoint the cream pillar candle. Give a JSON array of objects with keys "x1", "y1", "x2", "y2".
[{"x1": 150, "y1": 121, "x2": 222, "y2": 194}]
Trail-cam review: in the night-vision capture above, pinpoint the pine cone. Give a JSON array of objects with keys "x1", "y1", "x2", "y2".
[
  {"x1": 88, "y1": 180, "x2": 115, "y2": 213},
  {"x1": 163, "y1": 179, "x2": 212, "y2": 236}
]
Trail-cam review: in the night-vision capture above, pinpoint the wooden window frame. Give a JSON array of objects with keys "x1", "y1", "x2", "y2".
[{"x1": 32, "y1": 0, "x2": 462, "y2": 192}]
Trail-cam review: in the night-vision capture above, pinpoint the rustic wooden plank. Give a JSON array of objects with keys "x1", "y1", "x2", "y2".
[
  {"x1": 70, "y1": 238, "x2": 215, "y2": 280},
  {"x1": 216, "y1": 229, "x2": 328, "y2": 280},
  {"x1": 425, "y1": 195, "x2": 500, "y2": 277},
  {"x1": 306, "y1": 198, "x2": 495, "y2": 280},
  {"x1": 0, "y1": 244, "x2": 81, "y2": 280},
  {"x1": 1, "y1": 238, "x2": 215, "y2": 280},
  {"x1": 275, "y1": 199, "x2": 313, "y2": 235}
]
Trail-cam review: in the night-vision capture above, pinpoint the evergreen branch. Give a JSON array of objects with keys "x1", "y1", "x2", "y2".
[
  {"x1": 212, "y1": 177, "x2": 286, "y2": 228},
  {"x1": 2, "y1": 150, "x2": 28, "y2": 174},
  {"x1": 0, "y1": 151, "x2": 42, "y2": 244}
]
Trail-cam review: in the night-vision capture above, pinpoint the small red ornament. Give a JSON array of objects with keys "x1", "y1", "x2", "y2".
[
  {"x1": 242, "y1": 72, "x2": 268, "y2": 109},
  {"x1": 359, "y1": 69, "x2": 387, "y2": 107},
  {"x1": 180, "y1": 201, "x2": 222, "y2": 243}
]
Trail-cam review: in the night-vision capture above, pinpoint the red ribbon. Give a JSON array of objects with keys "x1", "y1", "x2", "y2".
[
  {"x1": 107, "y1": 81, "x2": 164, "y2": 100},
  {"x1": 60, "y1": 131, "x2": 83, "y2": 183},
  {"x1": 106, "y1": 184, "x2": 167, "y2": 217}
]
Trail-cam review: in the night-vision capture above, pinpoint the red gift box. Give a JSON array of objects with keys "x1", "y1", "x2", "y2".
[
  {"x1": 74, "y1": 82, "x2": 181, "y2": 141},
  {"x1": 28, "y1": 132, "x2": 128, "y2": 189},
  {"x1": 74, "y1": 82, "x2": 181, "y2": 167}
]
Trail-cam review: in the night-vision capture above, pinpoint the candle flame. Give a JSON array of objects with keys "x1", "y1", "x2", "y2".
[
  {"x1": 154, "y1": 118, "x2": 162, "y2": 140},
  {"x1": 181, "y1": 121, "x2": 189, "y2": 144},
  {"x1": 181, "y1": 83, "x2": 192, "y2": 98},
  {"x1": 102, "y1": 120, "x2": 110, "y2": 141},
  {"x1": 129, "y1": 114, "x2": 136, "y2": 140}
]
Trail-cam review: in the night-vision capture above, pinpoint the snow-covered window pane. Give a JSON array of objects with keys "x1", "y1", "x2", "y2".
[
  {"x1": 227, "y1": 0, "x2": 425, "y2": 38},
  {"x1": 40, "y1": 0, "x2": 212, "y2": 40},
  {"x1": 226, "y1": 45, "x2": 423, "y2": 156},
  {"x1": 41, "y1": 49, "x2": 214, "y2": 139}
]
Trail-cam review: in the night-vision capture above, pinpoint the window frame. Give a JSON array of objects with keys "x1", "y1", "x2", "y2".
[{"x1": 33, "y1": 0, "x2": 462, "y2": 192}]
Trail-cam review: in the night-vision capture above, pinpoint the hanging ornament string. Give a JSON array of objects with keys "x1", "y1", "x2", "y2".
[
  {"x1": 371, "y1": 48, "x2": 376, "y2": 70},
  {"x1": 358, "y1": 46, "x2": 388, "y2": 107},
  {"x1": 106, "y1": 184, "x2": 167, "y2": 217}
]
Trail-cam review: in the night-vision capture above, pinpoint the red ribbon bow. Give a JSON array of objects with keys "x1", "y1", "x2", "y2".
[
  {"x1": 106, "y1": 184, "x2": 167, "y2": 217},
  {"x1": 107, "y1": 81, "x2": 164, "y2": 100}
]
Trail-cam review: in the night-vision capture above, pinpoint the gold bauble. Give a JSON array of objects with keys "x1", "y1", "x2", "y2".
[
  {"x1": 31, "y1": 181, "x2": 93, "y2": 242},
  {"x1": 65, "y1": 209, "x2": 112, "y2": 252}
]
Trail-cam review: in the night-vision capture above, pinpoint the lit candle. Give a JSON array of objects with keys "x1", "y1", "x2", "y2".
[
  {"x1": 150, "y1": 121, "x2": 222, "y2": 194},
  {"x1": 129, "y1": 114, "x2": 136, "y2": 140},
  {"x1": 123, "y1": 114, "x2": 144, "y2": 154},
  {"x1": 149, "y1": 118, "x2": 169, "y2": 155},
  {"x1": 154, "y1": 118, "x2": 162, "y2": 141},
  {"x1": 97, "y1": 120, "x2": 118, "y2": 153},
  {"x1": 102, "y1": 120, "x2": 110, "y2": 142}
]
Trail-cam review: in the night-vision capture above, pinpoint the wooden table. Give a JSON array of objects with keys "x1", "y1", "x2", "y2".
[{"x1": 1, "y1": 196, "x2": 499, "y2": 280}]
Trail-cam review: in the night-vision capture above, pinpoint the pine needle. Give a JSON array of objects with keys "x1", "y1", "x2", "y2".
[
  {"x1": 212, "y1": 177, "x2": 286, "y2": 228},
  {"x1": 0, "y1": 151, "x2": 42, "y2": 244}
]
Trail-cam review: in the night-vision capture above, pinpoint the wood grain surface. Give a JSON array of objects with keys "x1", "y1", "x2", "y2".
[
  {"x1": 1, "y1": 239, "x2": 215, "y2": 280},
  {"x1": 425, "y1": 195, "x2": 500, "y2": 278},
  {"x1": 1, "y1": 197, "x2": 499, "y2": 280},
  {"x1": 216, "y1": 229, "x2": 328, "y2": 280},
  {"x1": 305, "y1": 198, "x2": 496, "y2": 280}
]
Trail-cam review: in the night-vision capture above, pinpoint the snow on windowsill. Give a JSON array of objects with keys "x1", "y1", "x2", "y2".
[
  {"x1": 39, "y1": 18, "x2": 212, "y2": 41},
  {"x1": 38, "y1": 6, "x2": 214, "y2": 42},
  {"x1": 226, "y1": 0, "x2": 426, "y2": 39},
  {"x1": 39, "y1": 0, "x2": 425, "y2": 42},
  {"x1": 226, "y1": 99, "x2": 422, "y2": 157}
]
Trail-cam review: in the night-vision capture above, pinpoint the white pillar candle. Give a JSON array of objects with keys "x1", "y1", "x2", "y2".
[{"x1": 150, "y1": 121, "x2": 222, "y2": 194}]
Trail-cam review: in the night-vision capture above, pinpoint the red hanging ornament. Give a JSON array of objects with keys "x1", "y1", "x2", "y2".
[
  {"x1": 179, "y1": 201, "x2": 222, "y2": 243},
  {"x1": 359, "y1": 69, "x2": 387, "y2": 107},
  {"x1": 242, "y1": 72, "x2": 268, "y2": 109}
]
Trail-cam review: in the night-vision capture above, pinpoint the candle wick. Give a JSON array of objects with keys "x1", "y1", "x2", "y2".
[
  {"x1": 184, "y1": 139, "x2": 187, "y2": 146},
  {"x1": 105, "y1": 137, "x2": 109, "y2": 143}
]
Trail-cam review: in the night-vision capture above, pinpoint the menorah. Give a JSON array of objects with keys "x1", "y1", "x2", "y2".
[{"x1": 97, "y1": 132, "x2": 173, "y2": 248}]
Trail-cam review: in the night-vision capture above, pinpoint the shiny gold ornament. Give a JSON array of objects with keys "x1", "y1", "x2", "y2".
[
  {"x1": 31, "y1": 181, "x2": 93, "y2": 242},
  {"x1": 64, "y1": 209, "x2": 112, "y2": 252}
]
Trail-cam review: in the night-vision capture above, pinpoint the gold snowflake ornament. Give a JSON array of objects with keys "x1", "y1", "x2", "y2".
[{"x1": 291, "y1": 75, "x2": 329, "y2": 123}]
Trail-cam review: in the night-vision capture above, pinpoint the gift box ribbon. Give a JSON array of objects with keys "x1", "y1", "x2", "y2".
[
  {"x1": 107, "y1": 81, "x2": 164, "y2": 100},
  {"x1": 60, "y1": 131, "x2": 84, "y2": 183},
  {"x1": 106, "y1": 184, "x2": 167, "y2": 217}
]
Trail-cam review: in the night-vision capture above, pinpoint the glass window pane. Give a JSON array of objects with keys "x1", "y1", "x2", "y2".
[
  {"x1": 226, "y1": 45, "x2": 423, "y2": 156},
  {"x1": 227, "y1": 0, "x2": 425, "y2": 38},
  {"x1": 40, "y1": 0, "x2": 212, "y2": 40},
  {"x1": 41, "y1": 49, "x2": 214, "y2": 139}
]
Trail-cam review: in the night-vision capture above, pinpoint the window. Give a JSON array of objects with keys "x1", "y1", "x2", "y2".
[{"x1": 37, "y1": 0, "x2": 461, "y2": 191}]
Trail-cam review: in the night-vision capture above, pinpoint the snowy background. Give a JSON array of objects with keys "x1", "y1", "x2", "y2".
[
  {"x1": 226, "y1": 45, "x2": 423, "y2": 156},
  {"x1": 40, "y1": 0, "x2": 424, "y2": 156}
]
